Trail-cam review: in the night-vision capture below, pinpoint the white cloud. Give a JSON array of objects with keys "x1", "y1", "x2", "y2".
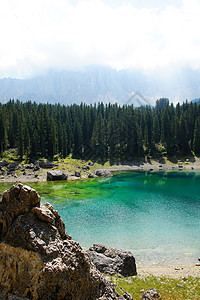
[{"x1": 0, "y1": 0, "x2": 200, "y2": 78}]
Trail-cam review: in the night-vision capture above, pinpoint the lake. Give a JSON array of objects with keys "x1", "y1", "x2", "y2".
[{"x1": 1, "y1": 170, "x2": 200, "y2": 267}]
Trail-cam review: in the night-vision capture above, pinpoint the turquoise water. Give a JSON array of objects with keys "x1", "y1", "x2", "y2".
[{"x1": 1, "y1": 170, "x2": 200, "y2": 266}]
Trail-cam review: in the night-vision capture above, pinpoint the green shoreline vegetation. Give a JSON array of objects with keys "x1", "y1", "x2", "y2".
[{"x1": 111, "y1": 274, "x2": 200, "y2": 300}]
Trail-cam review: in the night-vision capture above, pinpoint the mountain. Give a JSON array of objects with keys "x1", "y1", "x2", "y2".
[
  {"x1": 192, "y1": 98, "x2": 200, "y2": 104},
  {"x1": 0, "y1": 65, "x2": 200, "y2": 105}
]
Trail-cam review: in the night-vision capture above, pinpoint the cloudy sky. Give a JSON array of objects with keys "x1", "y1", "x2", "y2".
[{"x1": 0, "y1": 0, "x2": 200, "y2": 78}]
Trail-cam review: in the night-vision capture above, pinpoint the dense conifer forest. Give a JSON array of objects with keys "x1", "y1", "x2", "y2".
[{"x1": 0, "y1": 98, "x2": 200, "y2": 162}]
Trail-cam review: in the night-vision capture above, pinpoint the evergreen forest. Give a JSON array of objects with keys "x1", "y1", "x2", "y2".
[{"x1": 0, "y1": 98, "x2": 200, "y2": 162}]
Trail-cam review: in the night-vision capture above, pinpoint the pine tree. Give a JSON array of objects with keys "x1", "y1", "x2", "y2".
[
  {"x1": 152, "y1": 113, "x2": 160, "y2": 143},
  {"x1": 24, "y1": 125, "x2": 30, "y2": 159},
  {"x1": 73, "y1": 119, "x2": 82, "y2": 157},
  {"x1": 193, "y1": 118, "x2": 200, "y2": 156},
  {"x1": 179, "y1": 113, "x2": 190, "y2": 155},
  {"x1": 18, "y1": 119, "x2": 24, "y2": 160},
  {"x1": 0, "y1": 112, "x2": 8, "y2": 155}
]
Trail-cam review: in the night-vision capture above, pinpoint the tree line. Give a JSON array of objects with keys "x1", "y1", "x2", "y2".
[{"x1": 0, "y1": 98, "x2": 200, "y2": 162}]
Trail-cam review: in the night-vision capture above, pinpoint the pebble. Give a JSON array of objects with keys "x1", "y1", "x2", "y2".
[
  {"x1": 195, "y1": 263, "x2": 200, "y2": 266},
  {"x1": 142, "y1": 288, "x2": 161, "y2": 299},
  {"x1": 182, "y1": 277, "x2": 187, "y2": 281},
  {"x1": 177, "y1": 284, "x2": 184, "y2": 288},
  {"x1": 104, "y1": 276, "x2": 111, "y2": 283},
  {"x1": 122, "y1": 292, "x2": 133, "y2": 300}
]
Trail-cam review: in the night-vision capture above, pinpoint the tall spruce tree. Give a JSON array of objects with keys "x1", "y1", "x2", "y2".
[{"x1": 193, "y1": 117, "x2": 200, "y2": 156}]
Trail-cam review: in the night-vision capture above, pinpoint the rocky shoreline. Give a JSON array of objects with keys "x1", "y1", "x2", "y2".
[{"x1": 1, "y1": 157, "x2": 200, "y2": 184}]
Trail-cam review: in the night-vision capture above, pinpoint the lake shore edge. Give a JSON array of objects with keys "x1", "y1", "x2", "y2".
[
  {"x1": 137, "y1": 265, "x2": 200, "y2": 278},
  {"x1": 1, "y1": 156, "x2": 200, "y2": 184}
]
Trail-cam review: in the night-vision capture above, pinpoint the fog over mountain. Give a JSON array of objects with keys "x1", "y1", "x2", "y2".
[{"x1": 0, "y1": 65, "x2": 200, "y2": 106}]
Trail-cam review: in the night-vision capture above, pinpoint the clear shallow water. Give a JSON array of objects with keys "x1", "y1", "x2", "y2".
[{"x1": 1, "y1": 170, "x2": 200, "y2": 266}]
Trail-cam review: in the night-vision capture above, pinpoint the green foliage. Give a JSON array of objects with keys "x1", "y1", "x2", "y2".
[
  {"x1": 193, "y1": 117, "x2": 200, "y2": 156},
  {"x1": 111, "y1": 275, "x2": 200, "y2": 300},
  {"x1": 155, "y1": 98, "x2": 169, "y2": 110},
  {"x1": 0, "y1": 99, "x2": 199, "y2": 161}
]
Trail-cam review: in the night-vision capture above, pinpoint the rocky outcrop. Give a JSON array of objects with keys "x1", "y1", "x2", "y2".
[
  {"x1": 95, "y1": 169, "x2": 113, "y2": 177},
  {"x1": 87, "y1": 244, "x2": 137, "y2": 277},
  {"x1": 0, "y1": 184, "x2": 124, "y2": 300},
  {"x1": 47, "y1": 170, "x2": 68, "y2": 181}
]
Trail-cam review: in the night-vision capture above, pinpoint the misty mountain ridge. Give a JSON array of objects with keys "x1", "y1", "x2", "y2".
[{"x1": 0, "y1": 65, "x2": 200, "y2": 106}]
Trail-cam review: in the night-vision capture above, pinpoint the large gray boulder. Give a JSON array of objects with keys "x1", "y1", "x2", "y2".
[
  {"x1": 47, "y1": 170, "x2": 68, "y2": 181},
  {"x1": 87, "y1": 244, "x2": 137, "y2": 277},
  {"x1": 0, "y1": 184, "x2": 125, "y2": 300},
  {"x1": 0, "y1": 160, "x2": 9, "y2": 168},
  {"x1": 7, "y1": 163, "x2": 18, "y2": 173},
  {"x1": 95, "y1": 169, "x2": 113, "y2": 177},
  {"x1": 39, "y1": 161, "x2": 54, "y2": 168}
]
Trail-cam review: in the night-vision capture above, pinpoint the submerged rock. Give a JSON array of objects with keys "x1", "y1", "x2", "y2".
[
  {"x1": 87, "y1": 243, "x2": 137, "y2": 277},
  {"x1": 47, "y1": 170, "x2": 68, "y2": 181},
  {"x1": 0, "y1": 184, "x2": 123, "y2": 300},
  {"x1": 95, "y1": 169, "x2": 113, "y2": 177}
]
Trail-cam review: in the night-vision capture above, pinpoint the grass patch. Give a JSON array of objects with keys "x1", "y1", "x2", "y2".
[{"x1": 110, "y1": 275, "x2": 200, "y2": 300}]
